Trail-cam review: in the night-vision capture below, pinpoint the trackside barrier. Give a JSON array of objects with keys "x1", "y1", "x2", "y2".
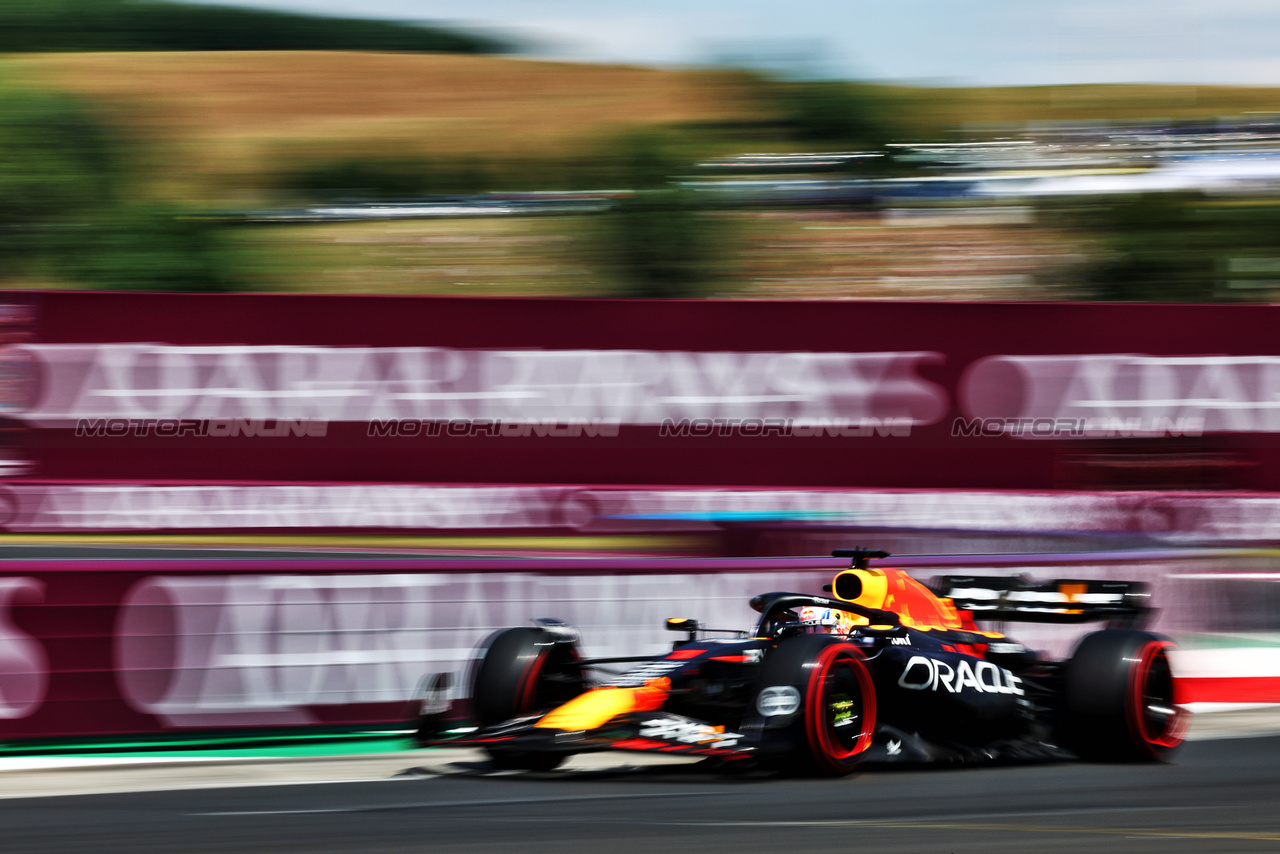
[
  {"x1": 0, "y1": 552, "x2": 1273, "y2": 740},
  {"x1": 7, "y1": 484, "x2": 1280, "y2": 546},
  {"x1": 6, "y1": 294, "x2": 1280, "y2": 489}
]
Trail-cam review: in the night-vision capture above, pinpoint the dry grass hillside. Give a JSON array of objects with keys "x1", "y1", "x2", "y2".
[
  {"x1": 892, "y1": 83, "x2": 1280, "y2": 134},
  {"x1": 9, "y1": 51, "x2": 1280, "y2": 185},
  {"x1": 5, "y1": 51, "x2": 1278, "y2": 298},
  {"x1": 5, "y1": 51, "x2": 764, "y2": 188}
]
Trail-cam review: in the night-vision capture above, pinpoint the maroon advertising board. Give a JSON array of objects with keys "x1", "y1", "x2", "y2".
[
  {"x1": 0, "y1": 556, "x2": 846, "y2": 739},
  {"x1": 2, "y1": 293, "x2": 1280, "y2": 490},
  {"x1": 0, "y1": 553, "x2": 1264, "y2": 740}
]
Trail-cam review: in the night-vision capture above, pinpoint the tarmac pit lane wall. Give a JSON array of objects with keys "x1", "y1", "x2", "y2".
[{"x1": 0, "y1": 552, "x2": 1274, "y2": 741}]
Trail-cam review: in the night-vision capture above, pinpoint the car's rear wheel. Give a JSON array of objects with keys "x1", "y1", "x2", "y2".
[
  {"x1": 1063, "y1": 630, "x2": 1187, "y2": 762},
  {"x1": 754, "y1": 635, "x2": 876, "y2": 776}
]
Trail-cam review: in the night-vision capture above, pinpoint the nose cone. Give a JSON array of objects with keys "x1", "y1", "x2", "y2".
[{"x1": 534, "y1": 680, "x2": 670, "y2": 731}]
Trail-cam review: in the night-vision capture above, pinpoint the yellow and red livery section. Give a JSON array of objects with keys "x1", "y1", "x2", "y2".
[
  {"x1": 829, "y1": 566, "x2": 1007, "y2": 647},
  {"x1": 534, "y1": 678, "x2": 670, "y2": 731},
  {"x1": 831, "y1": 566, "x2": 966, "y2": 631}
]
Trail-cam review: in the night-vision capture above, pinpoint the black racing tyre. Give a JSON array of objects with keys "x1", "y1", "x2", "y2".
[
  {"x1": 1063, "y1": 630, "x2": 1187, "y2": 762},
  {"x1": 485, "y1": 749, "x2": 566, "y2": 773},
  {"x1": 754, "y1": 634, "x2": 877, "y2": 776},
  {"x1": 470, "y1": 627, "x2": 582, "y2": 773},
  {"x1": 471, "y1": 627, "x2": 584, "y2": 726}
]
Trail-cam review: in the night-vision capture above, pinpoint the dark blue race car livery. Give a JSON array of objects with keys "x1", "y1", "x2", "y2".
[{"x1": 414, "y1": 549, "x2": 1186, "y2": 775}]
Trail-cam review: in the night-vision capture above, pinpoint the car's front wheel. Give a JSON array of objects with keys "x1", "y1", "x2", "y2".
[
  {"x1": 471, "y1": 626, "x2": 584, "y2": 726},
  {"x1": 485, "y1": 748, "x2": 566, "y2": 772},
  {"x1": 753, "y1": 635, "x2": 877, "y2": 776},
  {"x1": 467, "y1": 626, "x2": 583, "y2": 772}
]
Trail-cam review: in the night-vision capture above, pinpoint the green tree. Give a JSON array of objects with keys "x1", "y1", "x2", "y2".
[
  {"x1": 606, "y1": 189, "x2": 716, "y2": 298},
  {"x1": 279, "y1": 156, "x2": 496, "y2": 200},
  {"x1": 598, "y1": 134, "x2": 725, "y2": 298},
  {"x1": 0, "y1": 86, "x2": 119, "y2": 270},
  {"x1": 776, "y1": 81, "x2": 895, "y2": 149},
  {"x1": 57, "y1": 204, "x2": 234, "y2": 291},
  {"x1": 1081, "y1": 194, "x2": 1280, "y2": 302},
  {"x1": 0, "y1": 0, "x2": 509, "y2": 53},
  {"x1": 0, "y1": 82, "x2": 235, "y2": 290}
]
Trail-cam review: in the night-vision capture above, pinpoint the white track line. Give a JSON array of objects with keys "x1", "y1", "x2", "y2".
[
  {"x1": 198, "y1": 790, "x2": 731, "y2": 817},
  {"x1": 0, "y1": 774, "x2": 426, "y2": 802}
]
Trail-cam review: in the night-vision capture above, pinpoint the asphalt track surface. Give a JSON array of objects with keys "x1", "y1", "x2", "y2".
[{"x1": 2, "y1": 735, "x2": 1278, "y2": 854}]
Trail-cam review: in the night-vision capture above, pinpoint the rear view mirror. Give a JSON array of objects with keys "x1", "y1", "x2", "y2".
[{"x1": 666, "y1": 617, "x2": 700, "y2": 633}]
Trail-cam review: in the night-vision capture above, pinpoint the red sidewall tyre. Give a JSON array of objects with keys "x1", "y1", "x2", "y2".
[
  {"x1": 468, "y1": 627, "x2": 582, "y2": 773},
  {"x1": 752, "y1": 635, "x2": 877, "y2": 776},
  {"x1": 1064, "y1": 630, "x2": 1187, "y2": 762},
  {"x1": 516, "y1": 646, "x2": 549, "y2": 714},
  {"x1": 1126, "y1": 640, "x2": 1187, "y2": 756},
  {"x1": 471, "y1": 627, "x2": 582, "y2": 726},
  {"x1": 803, "y1": 643, "x2": 877, "y2": 774}
]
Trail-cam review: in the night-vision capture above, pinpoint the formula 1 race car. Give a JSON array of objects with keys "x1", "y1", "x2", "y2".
[{"x1": 413, "y1": 549, "x2": 1186, "y2": 775}]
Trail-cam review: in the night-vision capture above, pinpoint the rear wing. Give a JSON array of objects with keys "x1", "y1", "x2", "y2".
[{"x1": 936, "y1": 576, "x2": 1151, "y2": 626}]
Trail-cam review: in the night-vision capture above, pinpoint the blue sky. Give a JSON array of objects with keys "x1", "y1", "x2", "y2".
[{"x1": 192, "y1": 0, "x2": 1280, "y2": 87}]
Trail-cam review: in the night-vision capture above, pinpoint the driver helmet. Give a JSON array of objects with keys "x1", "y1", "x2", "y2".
[{"x1": 797, "y1": 606, "x2": 854, "y2": 635}]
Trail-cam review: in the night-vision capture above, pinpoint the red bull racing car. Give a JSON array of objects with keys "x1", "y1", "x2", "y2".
[{"x1": 414, "y1": 549, "x2": 1186, "y2": 775}]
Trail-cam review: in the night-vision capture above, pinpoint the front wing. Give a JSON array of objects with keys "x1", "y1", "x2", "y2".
[
  {"x1": 425, "y1": 711, "x2": 1070, "y2": 767},
  {"x1": 426, "y1": 710, "x2": 756, "y2": 761}
]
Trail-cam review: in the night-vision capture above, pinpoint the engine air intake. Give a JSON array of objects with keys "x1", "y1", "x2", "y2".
[{"x1": 833, "y1": 571, "x2": 864, "y2": 602}]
